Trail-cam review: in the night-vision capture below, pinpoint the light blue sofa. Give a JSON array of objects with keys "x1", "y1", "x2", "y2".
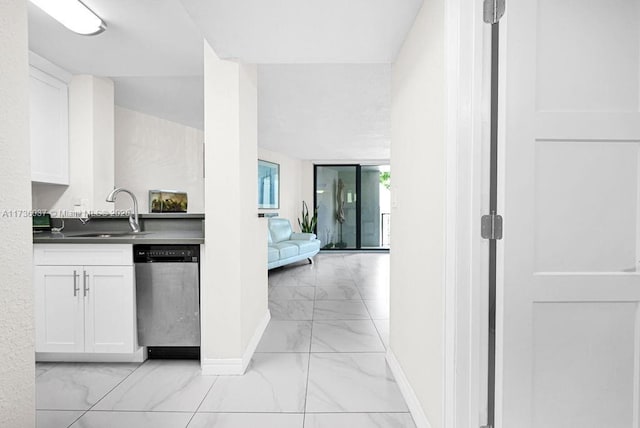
[{"x1": 268, "y1": 218, "x2": 321, "y2": 270}]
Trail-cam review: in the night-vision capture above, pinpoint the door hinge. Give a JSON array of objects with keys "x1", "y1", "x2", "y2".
[
  {"x1": 481, "y1": 213, "x2": 503, "y2": 240},
  {"x1": 483, "y1": 0, "x2": 505, "y2": 24}
]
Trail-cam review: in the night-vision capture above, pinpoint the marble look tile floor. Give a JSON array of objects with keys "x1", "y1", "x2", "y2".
[{"x1": 36, "y1": 253, "x2": 415, "y2": 428}]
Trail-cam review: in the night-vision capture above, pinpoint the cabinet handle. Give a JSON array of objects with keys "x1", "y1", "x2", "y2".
[
  {"x1": 73, "y1": 270, "x2": 79, "y2": 296},
  {"x1": 83, "y1": 270, "x2": 89, "y2": 297}
]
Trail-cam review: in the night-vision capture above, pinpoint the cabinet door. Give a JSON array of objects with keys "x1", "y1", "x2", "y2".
[
  {"x1": 34, "y1": 266, "x2": 84, "y2": 353},
  {"x1": 29, "y1": 66, "x2": 69, "y2": 184},
  {"x1": 84, "y1": 266, "x2": 135, "y2": 353}
]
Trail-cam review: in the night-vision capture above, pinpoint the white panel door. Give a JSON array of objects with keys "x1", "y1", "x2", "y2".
[
  {"x1": 34, "y1": 266, "x2": 84, "y2": 353},
  {"x1": 500, "y1": 0, "x2": 640, "y2": 427},
  {"x1": 84, "y1": 266, "x2": 135, "y2": 353}
]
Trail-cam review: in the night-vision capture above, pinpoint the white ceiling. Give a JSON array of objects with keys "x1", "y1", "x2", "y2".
[
  {"x1": 27, "y1": 0, "x2": 421, "y2": 160},
  {"x1": 181, "y1": 0, "x2": 422, "y2": 63},
  {"x1": 259, "y1": 64, "x2": 390, "y2": 161}
]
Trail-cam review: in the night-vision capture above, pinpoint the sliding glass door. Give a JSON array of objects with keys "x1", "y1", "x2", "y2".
[
  {"x1": 360, "y1": 165, "x2": 390, "y2": 249},
  {"x1": 315, "y1": 165, "x2": 357, "y2": 249},
  {"x1": 314, "y1": 165, "x2": 390, "y2": 250}
]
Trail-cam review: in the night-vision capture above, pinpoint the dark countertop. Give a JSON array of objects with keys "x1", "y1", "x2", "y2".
[
  {"x1": 33, "y1": 230, "x2": 204, "y2": 244},
  {"x1": 34, "y1": 230, "x2": 204, "y2": 245},
  {"x1": 33, "y1": 214, "x2": 205, "y2": 244}
]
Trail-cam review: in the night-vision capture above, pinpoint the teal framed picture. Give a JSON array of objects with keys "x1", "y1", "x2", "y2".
[{"x1": 258, "y1": 160, "x2": 279, "y2": 209}]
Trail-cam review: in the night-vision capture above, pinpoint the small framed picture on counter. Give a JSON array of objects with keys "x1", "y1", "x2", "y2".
[{"x1": 149, "y1": 190, "x2": 188, "y2": 213}]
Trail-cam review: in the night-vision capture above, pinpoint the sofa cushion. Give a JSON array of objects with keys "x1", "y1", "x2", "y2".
[
  {"x1": 291, "y1": 240, "x2": 320, "y2": 254},
  {"x1": 272, "y1": 242, "x2": 299, "y2": 259},
  {"x1": 268, "y1": 246, "x2": 279, "y2": 263},
  {"x1": 291, "y1": 232, "x2": 317, "y2": 241},
  {"x1": 269, "y1": 218, "x2": 293, "y2": 243}
]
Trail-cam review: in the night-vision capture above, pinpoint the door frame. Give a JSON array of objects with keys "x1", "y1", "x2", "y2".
[{"x1": 443, "y1": 0, "x2": 493, "y2": 426}]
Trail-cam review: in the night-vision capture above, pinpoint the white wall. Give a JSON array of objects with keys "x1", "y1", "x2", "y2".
[
  {"x1": 92, "y1": 77, "x2": 115, "y2": 212},
  {"x1": 257, "y1": 147, "x2": 305, "y2": 227},
  {"x1": 32, "y1": 75, "x2": 114, "y2": 214},
  {"x1": 202, "y1": 41, "x2": 267, "y2": 372},
  {"x1": 115, "y1": 106, "x2": 204, "y2": 213},
  {"x1": 390, "y1": 0, "x2": 446, "y2": 426},
  {"x1": 0, "y1": 0, "x2": 35, "y2": 425},
  {"x1": 301, "y1": 161, "x2": 314, "y2": 218}
]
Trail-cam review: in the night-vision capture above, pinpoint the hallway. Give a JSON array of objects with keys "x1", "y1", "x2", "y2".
[{"x1": 35, "y1": 253, "x2": 416, "y2": 428}]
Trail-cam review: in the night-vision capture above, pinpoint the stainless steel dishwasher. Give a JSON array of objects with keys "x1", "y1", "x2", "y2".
[{"x1": 134, "y1": 245, "x2": 200, "y2": 357}]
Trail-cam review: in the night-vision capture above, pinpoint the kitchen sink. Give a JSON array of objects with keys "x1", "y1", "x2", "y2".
[{"x1": 67, "y1": 231, "x2": 150, "y2": 238}]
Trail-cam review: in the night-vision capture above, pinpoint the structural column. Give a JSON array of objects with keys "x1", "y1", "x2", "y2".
[{"x1": 201, "y1": 41, "x2": 268, "y2": 374}]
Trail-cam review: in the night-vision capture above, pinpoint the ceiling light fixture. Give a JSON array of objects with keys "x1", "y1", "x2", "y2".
[{"x1": 30, "y1": 0, "x2": 106, "y2": 36}]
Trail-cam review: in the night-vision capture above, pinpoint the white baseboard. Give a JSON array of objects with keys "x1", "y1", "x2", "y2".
[
  {"x1": 36, "y1": 347, "x2": 147, "y2": 363},
  {"x1": 239, "y1": 310, "x2": 271, "y2": 372},
  {"x1": 201, "y1": 310, "x2": 271, "y2": 376},
  {"x1": 386, "y1": 349, "x2": 433, "y2": 428},
  {"x1": 200, "y1": 357, "x2": 244, "y2": 376}
]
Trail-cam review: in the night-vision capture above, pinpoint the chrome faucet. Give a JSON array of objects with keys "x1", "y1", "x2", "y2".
[{"x1": 106, "y1": 187, "x2": 140, "y2": 233}]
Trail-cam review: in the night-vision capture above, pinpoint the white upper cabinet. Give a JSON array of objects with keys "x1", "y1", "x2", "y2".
[{"x1": 29, "y1": 53, "x2": 70, "y2": 185}]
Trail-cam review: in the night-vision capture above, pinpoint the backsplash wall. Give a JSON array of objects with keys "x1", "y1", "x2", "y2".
[{"x1": 114, "y1": 106, "x2": 204, "y2": 214}]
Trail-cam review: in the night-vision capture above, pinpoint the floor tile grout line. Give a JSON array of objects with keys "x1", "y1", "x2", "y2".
[
  {"x1": 186, "y1": 374, "x2": 220, "y2": 427},
  {"x1": 64, "y1": 409, "x2": 197, "y2": 414},
  {"x1": 65, "y1": 410, "x2": 84, "y2": 428},
  {"x1": 187, "y1": 411, "x2": 306, "y2": 414},
  {"x1": 35, "y1": 362, "x2": 59, "y2": 378},
  {"x1": 54, "y1": 408, "x2": 412, "y2": 415},
  {"x1": 361, "y1": 290, "x2": 391, "y2": 351},
  {"x1": 348, "y1": 260, "x2": 388, "y2": 348},
  {"x1": 301, "y1": 258, "x2": 322, "y2": 427},
  {"x1": 302, "y1": 351, "x2": 312, "y2": 425},
  {"x1": 255, "y1": 351, "x2": 386, "y2": 354},
  {"x1": 304, "y1": 411, "x2": 413, "y2": 414},
  {"x1": 60, "y1": 359, "x2": 148, "y2": 427},
  {"x1": 89, "y1": 359, "x2": 149, "y2": 409},
  {"x1": 371, "y1": 318, "x2": 389, "y2": 351}
]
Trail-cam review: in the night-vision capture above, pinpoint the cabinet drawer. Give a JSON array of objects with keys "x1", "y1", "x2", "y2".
[{"x1": 34, "y1": 244, "x2": 133, "y2": 266}]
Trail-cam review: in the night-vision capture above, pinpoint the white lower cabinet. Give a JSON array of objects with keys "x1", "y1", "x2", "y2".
[
  {"x1": 34, "y1": 266, "x2": 84, "y2": 353},
  {"x1": 34, "y1": 245, "x2": 136, "y2": 354}
]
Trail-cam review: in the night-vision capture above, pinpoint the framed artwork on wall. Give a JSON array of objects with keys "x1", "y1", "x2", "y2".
[{"x1": 258, "y1": 159, "x2": 279, "y2": 209}]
